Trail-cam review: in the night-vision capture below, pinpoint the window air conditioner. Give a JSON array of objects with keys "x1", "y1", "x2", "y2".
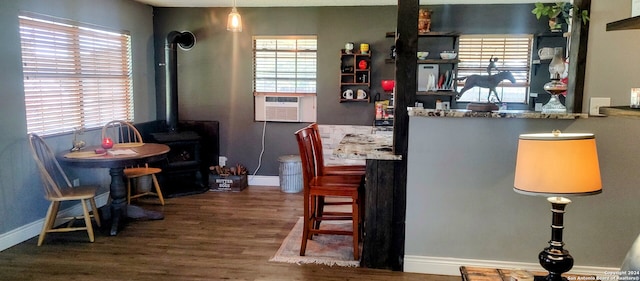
[{"x1": 263, "y1": 96, "x2": 300, "y2": 122}]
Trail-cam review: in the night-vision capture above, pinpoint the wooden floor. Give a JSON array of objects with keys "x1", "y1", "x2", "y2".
[{"x1": 0, "y1": 186, "x2": 459, "y2": 281}]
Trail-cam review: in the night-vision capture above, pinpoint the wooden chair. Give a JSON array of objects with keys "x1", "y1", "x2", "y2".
[
  {"x1": 27, "y1": 133, "x2": 101, "y2": 246},
  {"x1": 307, "y1": 123, "x2": 365, "y2": 229},
  {"x1": 295, "y1": 126, "x2": 364, "y2": 260},
  {"x1": 102, "y1": 120, "x2": 165, "y2": 205}
]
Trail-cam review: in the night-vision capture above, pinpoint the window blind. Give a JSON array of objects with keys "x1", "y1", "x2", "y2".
[
  {"x1": 19, "y1": 14, "x2": 133, "y2": 136},
  {"x1": 457, "y1": 35, "x2": 532, "y2": 103},
  {"x1": 253, "y1": 36, "x2": 317, "y2": 94}
]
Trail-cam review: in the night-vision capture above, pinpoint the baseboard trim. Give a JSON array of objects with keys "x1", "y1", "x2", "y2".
[
  {"x1": 247, "y1": 175, "x2": 279, "y2": 186},
  {"x1": 0, "y1": 192, "x2": 109, "y2": 252},
  {"x1": 403, "y1": 255, "x2": 620, "y2": 278}
]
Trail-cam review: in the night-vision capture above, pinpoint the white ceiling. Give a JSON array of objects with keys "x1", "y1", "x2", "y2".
[{"x1": 131, "y1": 0, "x2": 553, "y2": 8}]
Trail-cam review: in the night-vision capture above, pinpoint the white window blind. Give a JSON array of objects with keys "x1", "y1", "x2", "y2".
[
  {"x1": 253, "y1": 36, "x2": 317, "y2": 94},
  {"x1": 457, "y1": 35, "x2": 532, "y2": 103},
  {"x1": 19, "y1": 14, "x2": 133, "y2": 136}
]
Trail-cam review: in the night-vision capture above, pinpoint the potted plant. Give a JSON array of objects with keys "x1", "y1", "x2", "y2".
[{"x1": 532, "y1": 2, "x2": 590, "y2": 31}]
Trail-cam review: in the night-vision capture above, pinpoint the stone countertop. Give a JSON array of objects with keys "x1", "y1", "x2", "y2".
[
  {"x1": 407, "y1": 107, "x2": 588, "y2": 119},
  {"x1": 334, "y1": 133, "x2": 402, "y2": 161}
]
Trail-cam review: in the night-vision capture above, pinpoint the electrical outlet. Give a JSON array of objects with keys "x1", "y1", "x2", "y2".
[
  {"x1": 530, "y1": 92, "x2": 538, "y2": 98},
  {"x1": 535, "y1": 103, "x2": 543, "y2": 111},
  {"x1": 72, "y1": 178, "x2": 80, "y2": 187},
  {"x1": 219, "y1": 156, "x2": 228, "y2": 167},
  {"x1": 590, "y1": 97, "x2": 611, "y2": 116}
]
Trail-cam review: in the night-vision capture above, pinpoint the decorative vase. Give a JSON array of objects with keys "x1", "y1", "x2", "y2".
[{"x1": 548, "y1": 18, "x2": 562, "y2": 32}]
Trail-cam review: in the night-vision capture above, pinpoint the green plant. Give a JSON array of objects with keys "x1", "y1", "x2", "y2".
[{"x1": 532, "y1": 2, "x2": 590, "y2": 28}]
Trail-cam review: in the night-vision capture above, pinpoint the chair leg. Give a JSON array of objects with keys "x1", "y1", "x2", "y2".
[
  {"x1": 352, "y1": 195, "x2": 360, "y2": 260},
  {"x1": 127, "y1": 177, "x2": 132, "y2": 205},
  {"x1": 314, "y1": 196, "x2": 325, "y2": 230},
  {"x1": 80, "y1": 199, "x2": 95, "y2": 243},
  {"x1": 89, "y1": 198, "x2": 101, "y2": 227},
  {"x1": 151, "y1": 174, "x2": 165, "y2": 206},
  {"x1": 38, "y1": 201, "x2": 58, "y2": 246},
  {"x1": 300, "y1": 193, "x2": 311, "y2": 256}
]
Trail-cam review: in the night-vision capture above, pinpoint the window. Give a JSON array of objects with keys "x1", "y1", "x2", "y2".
[
  {"x1": 253, "y1": 36, "x2": 317, "y2": 94},
  {"x1": 19, "y1": 13, "x2": 133, "y2": 136},
  {"x1": 456, "y1": 35, "x2": 532, "y2": 103},
  {"x1": 253, "y1": 36, "x2": 317, "y2": 122}
]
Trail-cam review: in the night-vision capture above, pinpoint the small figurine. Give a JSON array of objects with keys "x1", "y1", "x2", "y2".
[
  {"x1": 487, "y1": 55, "x2": 499, "y2": 75},
  {"x1": 418, "y1": 9, "x2": 432, "y2": 34},
  {"x1": 70, "y1": 127, "x2": 86, "y2": 152}
]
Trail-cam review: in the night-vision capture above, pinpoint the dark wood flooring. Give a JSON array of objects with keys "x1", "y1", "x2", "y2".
[{"x1": 0, "y1": 186, "x2": 459, "y2": 281}]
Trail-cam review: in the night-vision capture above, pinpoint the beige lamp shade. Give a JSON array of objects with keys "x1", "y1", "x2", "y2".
[{"x1": 514, "y1": 132, "x2": 602, "y2": 196}]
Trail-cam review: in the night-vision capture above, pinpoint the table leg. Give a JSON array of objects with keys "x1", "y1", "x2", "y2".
[{"x1": 108, "y1": 167, "x2": 127, "y2": 236}]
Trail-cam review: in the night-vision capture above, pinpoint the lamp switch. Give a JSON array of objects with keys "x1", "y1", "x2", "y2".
[
  {"x1": 589, "y1": 97, "x2": 611, "y2": 116},
  {"x1": 73, "y1": 178, "x2": 80, "y2": 187}
]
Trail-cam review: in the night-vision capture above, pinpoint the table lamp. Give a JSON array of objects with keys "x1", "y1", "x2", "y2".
[{"x1": 514, "y1": 130, "x2": 602, "y2": 281}]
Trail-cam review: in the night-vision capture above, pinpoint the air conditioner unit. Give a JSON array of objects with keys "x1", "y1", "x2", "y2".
[{"x1": 263, "y1": 96, "x2": 300, "y2": 122}]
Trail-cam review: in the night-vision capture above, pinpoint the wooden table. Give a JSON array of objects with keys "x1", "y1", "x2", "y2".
[
  {"x1": 58, "y1": 143, "x2": 170, "y2": 235},
  {"x1": 460, "y1": 266, "x2": 598, "y2": 281},
  {"x1": 334, "y1": 133, "x2": 403, "y2": 270}
]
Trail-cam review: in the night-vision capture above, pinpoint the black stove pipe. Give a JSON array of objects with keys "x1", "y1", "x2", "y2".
[{"x1": 165, "y1": 31, "x2": 195, "y2": 133}]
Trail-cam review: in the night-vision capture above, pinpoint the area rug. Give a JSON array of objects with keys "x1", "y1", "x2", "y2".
[{"x1": 269, "y1": 217, "x2": 360, "y2": 267}]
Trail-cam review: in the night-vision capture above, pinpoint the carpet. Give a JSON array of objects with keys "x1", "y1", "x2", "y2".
[{"x1": 269, "y1": 217, "x2": 361, "y2": 267}]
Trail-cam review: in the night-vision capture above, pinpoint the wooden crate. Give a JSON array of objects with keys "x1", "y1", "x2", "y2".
[{"x1": 209, "y1": 174, "x2": 247, "y2": 192}]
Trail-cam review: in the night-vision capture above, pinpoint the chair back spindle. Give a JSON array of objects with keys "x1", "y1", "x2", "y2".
[{"x1": 28, "y1": 134, "x2": 72, "y2": 199}]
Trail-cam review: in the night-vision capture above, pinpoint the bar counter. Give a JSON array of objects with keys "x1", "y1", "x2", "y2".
[
  {"x1": 334, "y1": 133, "x2": 402, "y2": 270},
  {"x1": 407, "y1": 107, "x2": 588, "y2": 119},
  {"x1": 333, "y1": 133, "x2": 402, "y2": 160}
]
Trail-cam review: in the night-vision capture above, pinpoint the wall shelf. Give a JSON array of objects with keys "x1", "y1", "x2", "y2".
[
  {"x1": 599, "y1": 106, "x2": 640, "y2": 118},
  {"x1": 606, "y1": 15, "x2": 640, "y2": 31},
  {"x1": 417, "y1": 91, "x2": 458, "y2": 96}
]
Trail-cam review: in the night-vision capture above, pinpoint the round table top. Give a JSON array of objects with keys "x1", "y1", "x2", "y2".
[{"x1": 58, "y1": 143, "x2": 170, "y2": 169}]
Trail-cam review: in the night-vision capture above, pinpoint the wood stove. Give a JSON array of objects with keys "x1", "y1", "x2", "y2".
[
  {"x1": 134, "y1": 31, "x2": 220, "y2": 197},
  {"x1": 135, "y1": 120, "x2": 219, "y2": 197}
]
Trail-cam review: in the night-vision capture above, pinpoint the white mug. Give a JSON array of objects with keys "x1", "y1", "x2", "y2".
[
  {"x1": 342, "y1": 89, "x2": 353, "y2": 99},
  {"x1": 538, "y1": 47, "x2": 554, "y2": 60},
  {"x1": 345, "y1": 42, "x2": 354, "y2": 54},
  {"x1": 357, "y1": 89, "x2": 367, "y2": 99}
]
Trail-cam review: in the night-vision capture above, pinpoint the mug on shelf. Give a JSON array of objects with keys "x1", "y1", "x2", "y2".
[
  {"x1": 345, "y1": 42, "x2": 354, "y2": 54},
  {"x1": 342, "y1": 89, "x2": 354, "y2": 99},
  {"x1": 360, "y1": 43, "x2": 369, "y2": 54},
  {"x1": 357, "y1": 89, "x2": 368, "y2": 99}
]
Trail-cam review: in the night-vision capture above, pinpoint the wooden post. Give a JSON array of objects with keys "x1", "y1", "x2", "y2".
[{"x1": 566, "y1": 0, "x2": 590, "y2": 113}]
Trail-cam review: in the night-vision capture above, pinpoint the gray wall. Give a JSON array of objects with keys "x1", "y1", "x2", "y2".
[
  {"x1": 150, "y1": 4, "x2": 552, "y2": 176},
  {"x1": 0, "y1": 0, "x2": 155, "y2": 235},
  {"x1": 405, "y1": 0, "x2": 640, "y2": 268},
  {"x1": 406, "y1": 117, "x2": 640, "y2": 268},
  {"x1": 151, "y1": 6, "x2": 397, "y2": 176}
]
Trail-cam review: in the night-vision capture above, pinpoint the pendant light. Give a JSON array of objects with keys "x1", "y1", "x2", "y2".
[{"x1": 227, "y1": 0, "x2": 242, "y2": 32}]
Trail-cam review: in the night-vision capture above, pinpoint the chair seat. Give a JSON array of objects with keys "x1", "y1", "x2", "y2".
[
  {"x1": 310, "y1": 175, "x2": 362, "y2": 187},
  {"x1": 124, "y1": 167, "x2": 162, "y2": 178},
  {"x1": 47, "y1": 185, "x2": 100, "y2": 201},
  {"x1": 323, "y1": 165, "x2": 366, "y2": 176}
]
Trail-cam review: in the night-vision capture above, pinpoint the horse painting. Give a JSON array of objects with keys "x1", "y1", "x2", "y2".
[{"x1": 456, "y1": 71, "x2": 516, "y2": 103}]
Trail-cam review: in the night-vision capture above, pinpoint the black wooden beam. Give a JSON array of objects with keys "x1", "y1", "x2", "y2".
[
  {"x1": 390, "y1": 0, "x2": 418, "y2": 272},
  {"x1": 566, "y1": 0, "x2": 590, "y2": 113}
]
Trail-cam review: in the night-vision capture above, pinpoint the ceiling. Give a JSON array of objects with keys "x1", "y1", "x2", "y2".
[{"x1": 131, "y1": 0, "x2": 553, "y2": 8}]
